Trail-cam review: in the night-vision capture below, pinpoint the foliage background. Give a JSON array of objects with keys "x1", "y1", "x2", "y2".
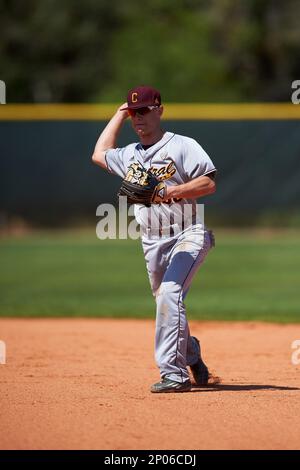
[{"x1": 1, "y1": 0, "x2": 300, "y2": 103}]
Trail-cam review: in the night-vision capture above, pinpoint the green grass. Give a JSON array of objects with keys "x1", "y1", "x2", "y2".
[{"x1": 0, "y1": 230, "x2": 300, "y2": 322}]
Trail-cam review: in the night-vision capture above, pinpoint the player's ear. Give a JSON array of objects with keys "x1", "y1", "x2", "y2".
[{"x1": 158, "y1": 106, "x2": 163, "y2": 117}]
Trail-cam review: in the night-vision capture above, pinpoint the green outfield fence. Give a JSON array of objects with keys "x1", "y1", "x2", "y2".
[{"x1": 0, "y1": 104, "x2": 300, "y2": 227}]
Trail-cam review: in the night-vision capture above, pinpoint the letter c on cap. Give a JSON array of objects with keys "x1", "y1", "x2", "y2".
[{"x1": 132, "y1": 93, "x2": 138, "y2": 103}]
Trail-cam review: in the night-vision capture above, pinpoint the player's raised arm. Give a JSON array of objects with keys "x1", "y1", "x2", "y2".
[{"x1": 91, "y1": 103, "x2": 129, "y2": 169}]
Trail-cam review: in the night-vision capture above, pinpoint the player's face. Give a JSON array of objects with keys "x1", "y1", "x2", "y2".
[{"x1": 129, "y1": 106, "x2": 163, "y2": 138}]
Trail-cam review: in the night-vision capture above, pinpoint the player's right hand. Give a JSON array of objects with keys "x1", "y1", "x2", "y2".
[{"x1": 117, "y1": 103, "x2": 130, "y2": 118}]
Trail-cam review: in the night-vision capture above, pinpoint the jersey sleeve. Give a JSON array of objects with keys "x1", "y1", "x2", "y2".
[
  {"x1": 105, "y1": 148, "x2": 127, "y2": 178},
  {"x1": 182, "y1": 137, "x2": 216, "y2": 180}
]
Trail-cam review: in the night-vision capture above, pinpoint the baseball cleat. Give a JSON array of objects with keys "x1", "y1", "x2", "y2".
[
  {"x1": 189, "y1": 357, "x2": 209, "y2": 386},
  {"x1": 150, "y1": 378, "x2": 192, "y2": 393},
  {"x1": 189, "y1": 336, "x2": 209, "y2": 386}
]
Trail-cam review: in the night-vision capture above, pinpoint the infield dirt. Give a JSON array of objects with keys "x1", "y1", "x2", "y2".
[{"x1": 0, "y1": 319, "x2": 300, "y2": 450}]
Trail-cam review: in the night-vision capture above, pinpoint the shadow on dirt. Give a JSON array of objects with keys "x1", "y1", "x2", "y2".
[{"x1": 191, "y1": 384, "x2": 300, "y2": 392}]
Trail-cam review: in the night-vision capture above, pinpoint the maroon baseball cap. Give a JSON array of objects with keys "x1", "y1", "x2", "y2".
[{"x1": 121, "y1": 85, "x2": 161, "y2": 110}]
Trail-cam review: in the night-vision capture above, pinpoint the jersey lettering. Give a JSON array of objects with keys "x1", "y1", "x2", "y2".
[{"x1": 149, "y1": 161, "x2": 176, "y2": 180}]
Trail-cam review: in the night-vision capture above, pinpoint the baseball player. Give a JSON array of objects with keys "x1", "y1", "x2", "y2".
[{"x1": 92, "y1": 86, "x2": 217, "y2": 393}]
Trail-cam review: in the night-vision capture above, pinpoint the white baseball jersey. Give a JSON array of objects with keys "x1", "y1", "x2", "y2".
[{"x1": 105, "y1": 131, "x2": 216, "y2": 234}]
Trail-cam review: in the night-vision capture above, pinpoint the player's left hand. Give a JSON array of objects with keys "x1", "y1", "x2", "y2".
[{"x1": 117, "y1": 163, "x2": 167, "y2": 206}]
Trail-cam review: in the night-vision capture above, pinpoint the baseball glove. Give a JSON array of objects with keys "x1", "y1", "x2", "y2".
[{"x1": 117, "y1": 162, "x2": 167, "y2": 206}]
